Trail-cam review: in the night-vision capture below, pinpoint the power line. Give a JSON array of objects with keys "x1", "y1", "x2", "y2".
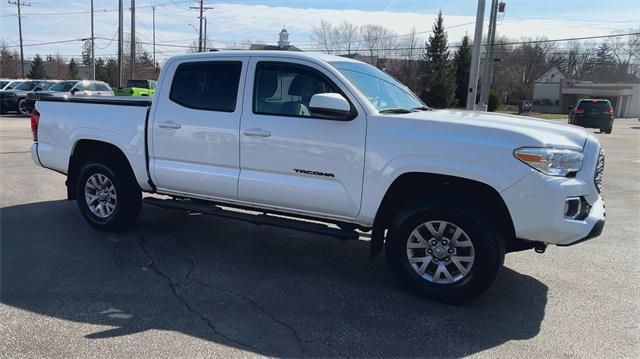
[{"x1": 7, "y1": 0, "x2": 30, "y2": 77}]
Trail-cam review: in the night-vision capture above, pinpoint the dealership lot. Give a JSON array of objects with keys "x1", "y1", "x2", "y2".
[{"x1": 1, "y1": 114, "x2": 638, "y2": 358}]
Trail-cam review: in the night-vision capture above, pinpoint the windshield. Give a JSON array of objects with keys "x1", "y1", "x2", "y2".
[
  {"x1": 48, "y1": 81, "x2": 78, "y2": 92},
  {"x1": 14, "y1": 81, "x2": 39, "y2": 91},
  {"x1": 0, "y1": 81, "x2": 9, "y2": 89},
  {"x1": 329, "y1": 61, "x2": 425, "y2": 112},
  {"x1": 5, "y1": 81, "x2": 22, "y2": 89},
  {"x1": 127, "y1": 80, "x2": 149, "y2": 88}
]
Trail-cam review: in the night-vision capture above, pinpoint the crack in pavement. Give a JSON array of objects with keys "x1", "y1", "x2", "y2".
[
  {"x1": 137, "y1": 230, "x2": 267, "y2": 356},
  {"x1": 134, "y1": 226, "x2": 354, "y2": 358}
]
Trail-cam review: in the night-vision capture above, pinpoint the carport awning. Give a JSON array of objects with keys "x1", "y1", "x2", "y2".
[{"x1": 562, "y1": 88, "x2": 633, "y2": 96}]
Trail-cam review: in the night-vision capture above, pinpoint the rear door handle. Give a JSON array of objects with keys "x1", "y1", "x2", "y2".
[
  {"x1": 158, "y1": 121, "x2": 182, "y2": 129},
  {"x1": 242, "y1": 128, "x2": 271, "y2": 137}
]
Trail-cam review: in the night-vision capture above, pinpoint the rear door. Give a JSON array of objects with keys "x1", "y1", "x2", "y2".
[
  {"x1": 238, "y1": 58, "x2": 366, "y2": 218},
  {"x1": 149, "y1": 57, "x2": 247, "y2": 200}
]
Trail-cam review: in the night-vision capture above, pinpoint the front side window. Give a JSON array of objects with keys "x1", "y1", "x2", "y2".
[
  {"x1": 15, "y1": 81, "x2": 38, "y2": 91},
  {"x1": 169, "y1": 61, "x2": 242, "y2": 112},
  {"x1": 73, "y1": 82, "x2": 90, "y2": 91},
  {"x1": 329, "y1": 61, "x2": 425, "y2": 112},
  {"x1": 253, "y1": 62, "x2": 338, "y2": 118},
  {"x1": 49, "y1": 81, "x2": 78, "y2": 92},
  {"x1": 95, "y1": 83, "x2": 111, "y2": 91}
]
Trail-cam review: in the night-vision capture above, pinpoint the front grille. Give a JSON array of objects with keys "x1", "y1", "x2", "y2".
[{"x1": 594, "y1": 149, "x2": 605, "y2": 193}]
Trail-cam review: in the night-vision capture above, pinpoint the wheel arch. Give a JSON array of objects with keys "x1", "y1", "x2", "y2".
[
  {"x1": 66, "y1": 139, "x2": 138, "y2": 200},
  {"x1": 370, "y1": 172, "x2": 517, "y2": 258}
]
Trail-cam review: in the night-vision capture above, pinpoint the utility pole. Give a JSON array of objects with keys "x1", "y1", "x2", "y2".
[
  {"x1": 118, "y1": 0, "x2": 124, "y2": 87},
  {"x1": 152, "y1": 4, "x2": 156, "y2": 70},
  {"x1": 203, "y1": 17, "x2": 207, "y2": 51},
  {"x1": 8, "y1": 0, "x2": 30, "y2": 78},
  {"x1": 130, "y1": 0, "x2": 135, "y2": 80},
  {"x1": 479, "y1": 0, "x2": 500, "y2": 108},
  {"x1": 91, "y1": 0, "x2": 95, "y2": 79},
  {"x1": 466, "y1": 0, "x2": 486, "y2": 111},
  {"x1": 190, "y1": 1, "x2": 213, "y2": 52}
]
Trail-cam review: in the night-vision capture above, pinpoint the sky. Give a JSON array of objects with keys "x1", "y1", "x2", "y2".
[{"x1": 1, "y1": 0, "x2": 639, "y2": 64}]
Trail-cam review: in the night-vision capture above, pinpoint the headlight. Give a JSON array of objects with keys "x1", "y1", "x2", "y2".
[{"x1": 514, "y1": 147, "x2": 584, "y2": 176}]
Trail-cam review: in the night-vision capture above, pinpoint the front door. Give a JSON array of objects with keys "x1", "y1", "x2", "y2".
[
  {"x1": 238, "y1": 58, "x2": 366, "y2": 218},
  {"x1": 150, "y1": 57, "x2": 247, "y2": 200}
]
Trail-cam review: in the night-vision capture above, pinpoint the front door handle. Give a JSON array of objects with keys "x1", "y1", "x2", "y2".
[
  {"x1": 158, "y1": 121, "x2": 182, "y2": 129},
  {"x1": 242, "y1": 128, "x2": 271, "y2": 137}
]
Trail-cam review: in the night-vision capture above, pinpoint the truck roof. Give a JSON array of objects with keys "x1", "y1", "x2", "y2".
[{"x1": 166, "y1": 50, "x2": 362, "y2": 65}]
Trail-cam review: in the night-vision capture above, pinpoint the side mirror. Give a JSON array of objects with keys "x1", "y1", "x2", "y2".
[
  {"x1": 568, "y1": 105, "x2": 574, "y2": 111},
  {"x1": 309, "y1": 93, "x2": 352, "y2": 121},
  {"x1": 70, "y1": 88, "x2": 78, "y2": 95}
]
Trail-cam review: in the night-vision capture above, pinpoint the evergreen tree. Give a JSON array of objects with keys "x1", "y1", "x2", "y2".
[
  {"x1": 420, "y1": 11, "x2": 456, "y2": 108},
  {"x1": 27, "y1": 54, "x2": 46, "y2": 79},
  {"x1": 68, "y1": 58, "x2": 79, "y2": 79},
  {"x1": 453, "y1": 35, "x2": 472, "y2": 106},
  {"x1": 81, "y1": 40, "x2": 92, "y2": 66}
]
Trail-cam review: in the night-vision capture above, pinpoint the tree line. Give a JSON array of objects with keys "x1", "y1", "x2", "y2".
[
  {"x1": 0, "y1": 38, "x2": 158, "y2": 87},
  {"x1": 310, "y1": 15, "x2": 640, "y2": 109}
]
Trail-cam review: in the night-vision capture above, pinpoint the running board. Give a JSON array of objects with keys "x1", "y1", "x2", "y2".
[{"x1": 143, "y1": 197, "x2": 360, "y2": 240}]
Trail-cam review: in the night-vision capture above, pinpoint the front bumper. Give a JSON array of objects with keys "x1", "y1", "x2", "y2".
[
  {"x1": 501, "y1": 134, "x2": 606, "y2": 246},
  {"x1": 1, "y1": 96, "x2": 18, "y2": 111}
]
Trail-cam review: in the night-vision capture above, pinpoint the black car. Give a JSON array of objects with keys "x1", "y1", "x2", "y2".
[
  {"x1": 568, "y1": 99, "x2": 615, "y2": 134},
  {"x1": 0, "y1": 80, "x2": 57, "y2": 115}
]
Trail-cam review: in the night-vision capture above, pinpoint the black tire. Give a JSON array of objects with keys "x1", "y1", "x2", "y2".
[
  {"x1": 385, "y1": 199, "x2": 505, "y2": 304},
  {"x1": 76, "y1": 156, "x2": 141, "y2": 232},
  {"x1": 601, "y1": 127, "x2": 612, "y2": 134},
  {"x1": 17, "y1": 99, "x2": 28, "y2": 115}
]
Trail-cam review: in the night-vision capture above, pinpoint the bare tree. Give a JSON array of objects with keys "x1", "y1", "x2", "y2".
[
  {"x1": 311, "y1": 20, "x2": 336, "y2": 54},
  {"x1": 335, "y1": 21, "x2": 360, "y2": 55},
  {"x1": 396, "y1": 28, "x2": 420, "y2": 90},
  {"x1": 359, "y1": 24, "x2": 397, "y2": 67},
  {"x1": 0, "y1": 42, "x2": 21, "y2": 78}
]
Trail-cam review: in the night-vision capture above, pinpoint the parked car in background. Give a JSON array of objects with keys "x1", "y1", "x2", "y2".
[
  {"x1": 569, "y1": 99, "x2": 615, "y2": 134},
  {"x1": 25, "y1": 80, "x2": 114, "y2": 113},
  {"x1": 0, "y1": 79, "x2": 25, "y2": 91},
  {"x1": 0, "y1": 80, "x2": 57, "y2": 115},
  {"x1": 114, "y1": 79, "x2": 156, "y2": 96}
]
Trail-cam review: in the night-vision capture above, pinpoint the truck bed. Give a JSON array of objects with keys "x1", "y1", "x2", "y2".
[{"x1": 34, "y1": 96, "x2": 153, "y2": 191}]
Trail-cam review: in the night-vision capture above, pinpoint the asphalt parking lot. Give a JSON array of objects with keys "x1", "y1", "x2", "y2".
[{"x1": 1, "y1": 113, "x2": 639, "y2": 358}]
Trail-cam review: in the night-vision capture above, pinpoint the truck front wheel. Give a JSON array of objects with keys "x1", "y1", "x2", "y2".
[
  {"x1": 385, "y1": 200, "x2": 505, "y2": 304},
  {"x1": 76, "y1": 157, "x2": 141, "y2": 232}
]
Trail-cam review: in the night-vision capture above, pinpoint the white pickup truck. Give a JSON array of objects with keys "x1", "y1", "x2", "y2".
[{"x1": 30, "y1": 51, "x2": 606, "y2": 303}]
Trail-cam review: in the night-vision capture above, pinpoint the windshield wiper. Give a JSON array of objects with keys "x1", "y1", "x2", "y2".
[
  {"x1": 379, "y1": 108, "x2": 414, "y2": 114},
  {"x1": 411, "y1": 106, "x2": 432, "y2": 111}
]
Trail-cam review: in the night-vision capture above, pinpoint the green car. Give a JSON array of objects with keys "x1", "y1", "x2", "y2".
[{"x1": 114, "y1": 79, "x2": 156, "y2": 96}]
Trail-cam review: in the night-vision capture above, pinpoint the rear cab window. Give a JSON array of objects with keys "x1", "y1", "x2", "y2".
[{"x1": 169, "y1": 61, "x2": 242, "y2": 112}]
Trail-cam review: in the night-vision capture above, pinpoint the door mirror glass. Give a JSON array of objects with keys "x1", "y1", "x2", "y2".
[
  {"x1": 568, "y1": 105, "x2": 574, "y2": 110},
  {"x1": 309, "y1": 93, "x2": 352, "y2": 120}
]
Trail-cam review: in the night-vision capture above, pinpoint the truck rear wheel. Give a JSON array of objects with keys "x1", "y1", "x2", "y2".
[
  {"x1": 76, "y1": 157, "x2": 141, "y2": 232},
  {"x1": 385, "y1": 200, "x2": 505, "y2": 304}
]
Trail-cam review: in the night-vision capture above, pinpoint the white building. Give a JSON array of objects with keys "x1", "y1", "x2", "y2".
[{"x1": 532, "y1": 67, "x2": 640, "y2": 118}]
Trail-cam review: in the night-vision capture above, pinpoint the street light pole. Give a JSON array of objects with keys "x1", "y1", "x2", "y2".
[
  {"x1": 466, "y1": 0, "x2": 486, "y2": 111},
  {"x1": 91, "y1": 0, "x2": 95, "y2": 79},
  {"x1": 130, "y1": 0, "x2": 136, "y2": 80},
  {"x1": 118, "y1": 0, "x2": 124, "y2": 87},
  {"x1": 479, "y1": 0, "x2": 499, "y2": 107}
]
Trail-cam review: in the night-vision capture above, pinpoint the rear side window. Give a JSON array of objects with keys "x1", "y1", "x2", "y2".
[
  {"x1": 95, "y1": 83, "x2": 111, "y2": 91},
  {"x1": 170, "y1": 61, "x2": 242, "y2": 112},
  {"x1": 577, "y1": 100, "x2": 612, "y2": 111}
]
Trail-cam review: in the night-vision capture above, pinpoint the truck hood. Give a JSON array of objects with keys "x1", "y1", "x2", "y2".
[{"x1": 396, "y1": 109, "x2": 588, "y2": 150}]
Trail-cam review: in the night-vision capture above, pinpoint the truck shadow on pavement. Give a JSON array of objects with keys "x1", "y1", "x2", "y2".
[{"x1": 2, "y1": 199, "x2": 548, "y2": 358}]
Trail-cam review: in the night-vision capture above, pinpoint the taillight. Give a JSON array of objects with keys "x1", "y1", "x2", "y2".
[
  {"x1": 575, "y1": 108, "x2": 585, "y2": 114},
  {"x1": 603, "y1": 108, "x2": 613, "y2": 114},
  {"x1": 30, "y1": 109, "x2": 40, "y2": 142}
]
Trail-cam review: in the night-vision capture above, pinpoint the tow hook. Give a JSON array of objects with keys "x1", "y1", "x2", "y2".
[{"x1": 534, "y1": 243, "x2": 547, "y2": 254}]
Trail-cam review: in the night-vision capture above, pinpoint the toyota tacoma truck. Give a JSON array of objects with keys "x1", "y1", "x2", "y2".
[{"x1": 30, "y1": 51, "x2": 606, "y2": 303}]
